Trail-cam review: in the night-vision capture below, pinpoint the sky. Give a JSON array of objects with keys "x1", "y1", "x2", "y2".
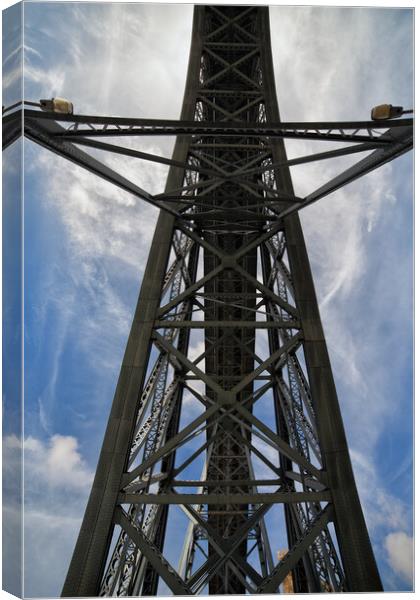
[{"x1": 2, "y1": 2, "x2": 414, "y2": 598}]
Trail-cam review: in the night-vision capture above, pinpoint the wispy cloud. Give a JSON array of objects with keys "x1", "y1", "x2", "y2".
[
  {"x1": 349, "y1": 449, "x2": 413, "y2": 589},
  {"x1": 18, "y1": 4, "x2": 413, "y2": 595},
  {"x1": 31, "y1": 143, "x2": 160, "y2": 270},
  {"x1": 3, "y1": 43, "x2": 22, "y2": 67},
  {"x1": 4, "y1": 433, "x2": 93, "y2": 596},
  {"x1": 35, "y1": 299, "x2": 73, "y2": 435},
  {"x1": 384, "y1": 531, "x2": 413, "y2": 586},
  {"x1": 350, "y1": 449, "x2": 411, "y2": 534},
  {"x1": 3, "y1": 64, "x2": 22, "y2": 92},
  {"x1": 5, "y1": 433, "x2": 94, "y2": 491},
  {"x1": 268, "y1": 7, "x2": 413, "y2": 590},
  {"x1": 25, "y1": 139, "x2": 163, "y2": 381},
  {"x1": 24, "y1": 3, "x2": 193, "y2": 119}
]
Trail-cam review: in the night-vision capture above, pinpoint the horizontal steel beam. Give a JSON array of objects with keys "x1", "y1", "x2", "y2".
[
  {"x1": 154, "y1": 320, "x2": 300, "y2": 329},
  {"x1": 23, "y1": 115, "x2": 180, "y2": 218},
  {"x1": 57, "y1": 128, "x2": 396, "y2": 144},
  {"x1": 14, "y1": 109, "x2": 411, "y2": 145},
  {"x1": 181, "y1": 212, "x2": 284, "y2": 222},
  {"x1": 280, "y1": 124, "x2": 413, "y2": 219},
  {"x1": 183, "y1": 375, "x2": 272, "y2": 381},
  {"x1": 22, "y1": 108, "x2": 412, "y2": 131},
  {"x1": 227, "y1": 141, "x2": 388, "y2": 180},
  {"x1": 2, "y1": 109, "x2": 22, "y2": 150},
  {"x1": 118, "y1": 491, "x2": 331, "y2": 505},
  {"x1": 68, "y1": 136, "x2": 218, "y2": 178},
  {"x1": 172, "y1": 479, "x2": 283, "y2": 487},
  {"x1": 285, "y1": 471, "x2": 326, "y2": 492},
  {"x1": 191, "y1": 143, "x2": 266, "y2": 149}
]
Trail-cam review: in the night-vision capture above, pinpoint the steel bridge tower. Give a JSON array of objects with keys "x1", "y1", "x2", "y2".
[{"x1": 5, "y1": 4, "x2": 412, "y2": 597}]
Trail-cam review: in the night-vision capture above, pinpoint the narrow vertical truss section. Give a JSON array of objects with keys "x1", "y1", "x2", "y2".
[{"x1": 61, "y1": 6, "x2": 384, "y2": 597}]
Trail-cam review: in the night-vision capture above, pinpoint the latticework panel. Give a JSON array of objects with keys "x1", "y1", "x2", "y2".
[{"x1": 61, "y1": 6, "x2": 383, "y2": 596}]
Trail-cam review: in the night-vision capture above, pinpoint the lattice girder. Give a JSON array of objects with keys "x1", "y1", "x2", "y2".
[{"x1": 59, "y1": 6, "x2": 386, "y2": 597}]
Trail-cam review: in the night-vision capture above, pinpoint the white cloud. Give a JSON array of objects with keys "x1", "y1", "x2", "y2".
[
  {"x1": 35, "y1": 299, "x2": 73, "y2": 435},
  {"x1": 44, "y1": 435, "x2": 93, "y2": 487},
  {"x1": 3, "y1": 43, "x2": 23, "y2": 67},
  {"x1": 266, "y1": 11, "x2": 412, "y2": 466},
  {"x1": 270, "y1": 7, "x2": 413, "y2": 124},
  {"x1": 6, "y1": 433, "x2": 94, "y2": 490},
  {"x1": 3, "y1": 434, "x2": 93, "y2": 596},
  {"x1": 347, "y1": 449, "x2": 413, "y2": 591},
  {"x1": 2, "y1": 64, "x2": 22, "y2": 91},
  {"x1": 31, "y1": 143, "x2": 160, "y2": 271},
  {"x1": 384, "y1": 531, "x2": 413, "y2": 586},
  {"x1": 24, "y1": 3, "x2": 193, "y2": 119},
  {"x1": 350, "y1": 449, "x2": 411, "y2": 535},
  {"x1": 303, "y1": 163, "x2": 411, "y2": 452},
  {"x1": 24, "y1": 138, "x2": 163, "y2": 378},
  {"x1": 295, "y1": 160, "x2": 397, "y2": 316},
  {"x1": 18, "y1": 4, "x2": 413, "y2": 595},
  {"x1": 24, "y1": 63, "x2": 65, "y2": 96},
  {"x1": 187, "y1": 338, "x2": 205, "y2": 364},
  {"x1": 23, "y1": 506, "x2": 84, "y2": 597},
  {"x1": 23, "y1": 2, "x2": 193, "y2": 337},
  {"x1": 23, "y1": 43, "x2": 41, "y2": 59},
  {"x1": 4, "y1": 433, "x2": 21, "y2": 450},
  {"x1": 266, "y1": 12, "x2": 413, "y2": 501}
]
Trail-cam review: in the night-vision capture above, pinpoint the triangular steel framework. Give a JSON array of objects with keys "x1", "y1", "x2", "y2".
[{"x1": 4, "y1": 5, "x2": 413, "y2": 597}]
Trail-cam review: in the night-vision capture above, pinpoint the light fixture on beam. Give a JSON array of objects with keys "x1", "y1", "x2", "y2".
[
  {"x1": 40, "y1": 97, "x2": 74, "y2": 114},
  {"x1": 371, "y1": 103, "x2": 413, "y2": 120}
]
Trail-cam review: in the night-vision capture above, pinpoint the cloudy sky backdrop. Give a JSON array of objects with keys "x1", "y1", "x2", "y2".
[{"x1": 2, "y1": 2, "x2": 413, "y2": 597}]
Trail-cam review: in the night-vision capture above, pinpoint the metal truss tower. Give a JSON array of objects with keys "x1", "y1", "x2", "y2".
[{"x1": 4, "y1": 4, "x2": 412, "y2": 597}]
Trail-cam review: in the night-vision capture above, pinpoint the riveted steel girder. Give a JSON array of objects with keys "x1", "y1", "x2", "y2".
[
  {"x1": 6, "y1": 4, "x2": 409, "y2": 597},
  {"x1": 58, "y1": 6, "x2": 386, "y2": 596}
]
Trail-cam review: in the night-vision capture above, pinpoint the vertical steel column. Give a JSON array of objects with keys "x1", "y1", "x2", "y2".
[
  {"x1": 61, "y1": 10, "x2": 205, "y2": 596},
  {"x1": 257, "y1": 9, "x2": 382, "y2": 591}
]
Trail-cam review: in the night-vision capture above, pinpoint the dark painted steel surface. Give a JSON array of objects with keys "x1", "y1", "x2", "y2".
[
  {"x1": 63, "y1": 6, "x2": 383, "y2": 595},
  {"x1": 7, "y1": 4, "x2": 412, "y2": 596}
]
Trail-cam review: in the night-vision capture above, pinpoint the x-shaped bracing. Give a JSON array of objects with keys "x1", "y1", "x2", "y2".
[{"x1": 113, "y1": 499, "x2": 334, "y2": 595}]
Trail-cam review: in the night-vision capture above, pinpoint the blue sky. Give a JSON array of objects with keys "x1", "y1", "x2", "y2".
[{"x1": 2, "y1": 2, "x2": 414, "y2": 597}]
